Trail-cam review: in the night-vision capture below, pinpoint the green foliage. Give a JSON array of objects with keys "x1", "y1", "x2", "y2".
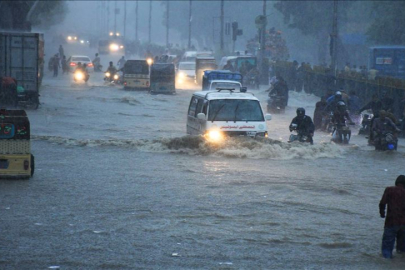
[
  {"x1": 29, "y1": 0, "x2": 68, "y2": 29},
  {"x1": 366, "y1": 1, "x2": 405, "y2": 45}
]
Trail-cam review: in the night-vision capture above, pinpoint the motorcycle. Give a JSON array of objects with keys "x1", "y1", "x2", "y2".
[
  {"x1": 374, "y1": 131, "x2": 397, "y2": 151},
  {"x1": 104, "y1": 71, "x2": 120, "y2": 84},
  {"x1": 358, "y1": 113, "x2": 373, "y2": 135},
  {"x1": 267, "y1": 95, "x2": 285, "y2": 114},
  {"x1": 73, "y1": 70, "x2": 89, "y2": 83},
  {"x1": 244, "y1": 73, "x2": 259, "y2": 90},
  {"x1": 288, "y1": 124, "x2": 313, "y2": 144},
  {"x1": 322, "y1": 111, "x2": 334, "y2": 133},
  {"x1": 331, "y1": 122, "x2": 354, "y2": 144}
]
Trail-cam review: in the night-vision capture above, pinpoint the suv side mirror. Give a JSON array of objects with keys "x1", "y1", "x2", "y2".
[
  {"x1": 265, "y1": 114, "x2": 272, "y2": 121},
  {"x1": 240, "y1": 86, "x2": 247, "y2": 93},
  {"x1": 197, "y1": 113, "x2": 206, "y2": 121}
]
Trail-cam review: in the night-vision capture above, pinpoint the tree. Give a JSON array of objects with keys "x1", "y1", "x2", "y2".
[
  {"x1": 274, "y1": 1, "x2": 351, "y2": 64},
  {"x1": 0, "y1": 1, "x2": 67, "y2": 31},
  {"x1": 366, "y1": 1, "x2": 405, "y2": 45}
]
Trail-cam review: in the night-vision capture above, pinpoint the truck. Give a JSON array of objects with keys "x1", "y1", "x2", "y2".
[
  {"x1": 0, "y1": 32, "x2": 44, "y2": 109},
  {"x1": 369, "y1": 46, "x2": 405, "y2": 79}
]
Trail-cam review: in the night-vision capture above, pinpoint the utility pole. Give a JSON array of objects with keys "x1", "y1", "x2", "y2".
[
  {"x1": 260, "y1": 0, "x2": 267, "y2": 84},
  {"x1": 220, "y1": 0, "x2": 224, "y2": 52},
  {"x1": 188, "y1": 0, "x2": 192, "y2": 49},
  {"x1": 107, "y1": 2, "x2": 110, "y2": 34},
  {"x1": 114, "y1": 1, "x2": 117, "y2": 34},
  {"x1": 124, "y1": 0, "x2": 127, "y2": 39},
  {"x1": 331, "y1": 0, "x2": 338, "y2": 75},
  {"x1": 135, "y1": 0, "x2": 139, "y2": 41},
  {"x1": 166, "y1": 1, "x2": 170, "y2": 48},
  {"x1": 148, "y1": 0, "x2": 152, "y2": 44}
]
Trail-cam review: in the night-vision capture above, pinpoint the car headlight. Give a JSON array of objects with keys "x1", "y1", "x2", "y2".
[
  {"x1": 75, "y1": 72, "x2": 84, "y2": 80},
  {"x1": 109, "y1": 43, "x2": 119, "y2": 51},
  {"x1": 113, "y1": 74, "x2": 119, "y2": 80},
  {"x1": 205, "y1": 130, "x2": 224, "y2": 142},
  {"x1": 178, "y1": 72, "x2": 185, "y2": 78},
  {"x1": 105, "y1": 72, "x2": 111, "y2": 77}
]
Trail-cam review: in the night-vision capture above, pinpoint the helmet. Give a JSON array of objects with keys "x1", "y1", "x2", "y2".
[
  {"x1": 296, "y1": 107, "x2": 305, "y2": 117},
  {"x1": 337, "y1": 101, "x2": 346, "y2": 112},
  {"x1": 77, "y1": 62, "x2": 82, "y2": 66},
  {"x1": 109, "y1": 61, "x2": 113, "y2": 65},
  {"x1": 83, "y1": 63, "x2": 87, "y2": 67}
]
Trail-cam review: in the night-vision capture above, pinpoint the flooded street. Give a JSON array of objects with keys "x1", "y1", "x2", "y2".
[{"x1": 1, "y1": 70, "x2": 404, "y2": 269}]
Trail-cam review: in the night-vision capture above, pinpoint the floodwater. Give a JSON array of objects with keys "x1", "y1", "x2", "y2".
[{"x1": 1, "y1": 51, "x2": 405, "y2": 269}]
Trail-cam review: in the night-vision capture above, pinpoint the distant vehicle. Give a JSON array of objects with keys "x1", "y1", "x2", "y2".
[
  {"x1": 369, "y1": 46, "x2": 405, "y2": 79},
  {"x1": 202, "y1": 70, "x2": 243, "y2": 90},
  {"x1": 218, "y1": 56, "x2": 237, "y2": 70},
  {"x1": 67, "y1": 55, "x2": 93, "y2": 71},
  {"x1": 182, "y1": 51, "x2": 197, "y2": 62},
  {"x1": 98, "y1": 36, "x2": 124, "y2": 55},
  {"x1": 0, "y1": 32, "x2": 44, "y2": 109},
  {"x1": 195, "y1": 57, "x2": 217, "y2": 85},
  {"x1": 208, "y1": 80, "x2": 242, "y2": 91},
  {"x1": 176, "y1": 61, "x2": 196, "y2": 84},
  {"x1": 150, "y1": 63, "x2": 176, "y2": 94},
  {"x1": 123, "y1": 60, "x2": 150, "y2": 90},
  {"x1": 186, "y1": 89, "x2": 272, "y2": 141},
  {"x1": 0, "y1": 109, "x2": 34, "y2": 179},
  {"x1": 66, "y1": 35, "x2": 78, "y2": 43}
]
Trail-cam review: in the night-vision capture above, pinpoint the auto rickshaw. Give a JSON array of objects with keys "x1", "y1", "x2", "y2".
[
  {"x1": 202, "y1": 70, "x2": 243, "y2": 90},
  {"x1": 0, "y1": 109, "x2": 34, "y2": 179},
  {"x1": 150, "y1": 63, "x2": 176, "y2": 94},
  {"x1": 123, "y1": 60, "x2": 151, "y2": 90}
]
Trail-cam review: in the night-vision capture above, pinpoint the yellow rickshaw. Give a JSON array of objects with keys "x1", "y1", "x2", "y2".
[
  {"x1": 0, "y1": 109, "x2": 34, "y2": 179},
  {"x1": 123, "y1": 60, "x2": 151, "y2": 90}
]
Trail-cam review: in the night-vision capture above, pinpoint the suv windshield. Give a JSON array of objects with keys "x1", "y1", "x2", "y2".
[{"x1": 208, "y1": 99, "x2": 264, "y2": 122}]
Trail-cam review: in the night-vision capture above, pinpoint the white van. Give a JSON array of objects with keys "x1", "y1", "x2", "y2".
[{"x1": 187, "y1": 89, "x2": 272, "y2": 141}]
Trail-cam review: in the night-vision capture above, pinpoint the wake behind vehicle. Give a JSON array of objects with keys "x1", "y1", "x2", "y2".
[
  {"x1": 123, "y1": 60, "x2": 150, "y2": 90},
  {"x1": 186, "y1": 88, "x2": 272, "y2": 141},
  {"x1": 0, "y1": 109, "x2": 34, "y2": 179},
  {"x1": 150, "y1": 63, "x2": 176, "y2": 94},
  {"x1": 202, "y1": 70, "x2": 243, "y2": 91}
]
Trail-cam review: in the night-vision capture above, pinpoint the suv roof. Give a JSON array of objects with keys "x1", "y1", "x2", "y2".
[{"x1": 193, "y1": 90, "x2": 257, "y2": 101}]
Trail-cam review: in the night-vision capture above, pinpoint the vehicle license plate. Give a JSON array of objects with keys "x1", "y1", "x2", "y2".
[{"x1": 246, "y1": 131, "x2": 256, "y2": 137}]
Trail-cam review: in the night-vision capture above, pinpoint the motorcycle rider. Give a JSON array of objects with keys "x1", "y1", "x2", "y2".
[
  {"x1": 82, "y1": 63, "x2": 90, "y2": 82},
  {"x1": 105, "y1": 61, "x2": 117, "y2": 80},
  {"x1": 289, "y1": 107, "x2": 315, "y2": 144},
  {"x1": 372, "y1": 110, "x2": 401, "y2": 149},
  {"x1": 74, "y1": 62, "x2": 83, "y2": 72},
  {"x1": 117, "y1": 56, "x2": 126, "y2": 70},
  {"x1": 325, "y1": 91, "x2": 344, "y2": 113},
  {"x1": 313, "y1": 96, "x2": 327, "y2": 130},
  {"x1": 92, "y1": 53, "x2": 101, "y2": 72},
  {"x1": 269, "y1": 75, "x2": 289, "y2": 108},
  {"x1": 359, "y1": 94, "x2": 383, "y2": 143},
  {"x1": 331, "y1": 101, "x2": 354, "y2": 143}
]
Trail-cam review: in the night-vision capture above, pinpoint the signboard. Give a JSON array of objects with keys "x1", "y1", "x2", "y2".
[
  {"x1": 255, "y1": 15, "x2": 267, "y2": 29},
  {"x1": 376, "y1": 57, "x2": 393, "y2": 65}
]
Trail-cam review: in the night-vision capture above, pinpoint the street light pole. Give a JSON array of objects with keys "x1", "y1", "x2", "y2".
[
  {"x1": 331, "y1": 0, "x2": 338, "y2": 74},
  {"x1": 124, "y1": 0, "x2": 127, "y2": 39},
  {"x1": 188, "y1": 0, "x2": 192, "y2": 49},
  {"x1": 148, "y1": 0, "x2": 152, "y2": 44},
  {"x1": 114, "y1": 1, "x2": 117, "y2": 34},
  {"x1": 166, "y1": 1, "x2": 170, "y2": 48},
  {"x1": 220, "y1": 0, "x2": 224, "y2": 52},
  {"x1": 135, "y1": 0, "x2": 138, "y2": 41},
  {"x1": 260, "y1": 0, "x2": 267, "y2": 84}
]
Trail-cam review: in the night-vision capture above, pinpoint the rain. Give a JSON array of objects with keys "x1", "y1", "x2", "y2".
[{"x1": 1, "y1": 1, "x2": 405, "y2": 269}]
